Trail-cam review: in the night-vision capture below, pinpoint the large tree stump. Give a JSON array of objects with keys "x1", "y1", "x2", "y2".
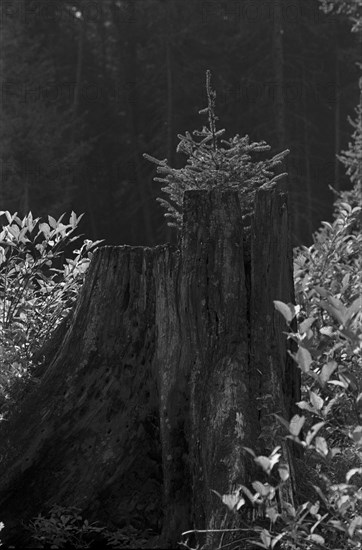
[
  {"x1": 0, "y1": 246, "x2": 163, "y2": 544},
  {"x1": 0, "y1": 187, "x2": 300, "y2": 549}
]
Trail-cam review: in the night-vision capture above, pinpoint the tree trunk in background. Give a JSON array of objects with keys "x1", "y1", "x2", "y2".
[
  {"x1": 124, "y1": 0, "x2": 155, "y2": 246},
  {"x1": 272, "y1": 0, "x2": 286, "y2": 151},
  {"x1": 165, "y1": 1, "x2": 175, "y2": 245},
  {"x1": 302, "y1": 61, "x2": 313, "y2": 238},
  {"x1": 72, "y1": 6, "x2": 97, "y2": 239},
  {"x1": 72, "y1": 7, "x2": 85, "y2": 119},
  {"x1": 0, "y1": 187, "x2": 300, "y2": 549},
  {"x1": 334, "y1": 48, "x2": 341, "y2": 192}
]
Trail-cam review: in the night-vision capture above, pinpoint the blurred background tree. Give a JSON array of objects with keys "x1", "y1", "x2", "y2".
[{"x1": 0, "y1": 0, "x2": 360, "y2": 246}]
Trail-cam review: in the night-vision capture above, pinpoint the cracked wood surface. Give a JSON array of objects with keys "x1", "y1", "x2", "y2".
[{"x1": 0, "y1": 187, "x2": 300, "y2": 549}]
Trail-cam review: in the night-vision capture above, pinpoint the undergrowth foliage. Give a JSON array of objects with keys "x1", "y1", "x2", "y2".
[
  {"x1": 0, "y1": 211, "x2": 102, "y2": 408},
  {"x1": 27, "y1": 504, "x2": 150, "y2": 549}
]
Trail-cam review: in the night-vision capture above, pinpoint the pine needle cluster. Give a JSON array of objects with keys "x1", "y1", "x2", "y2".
[{"x1": 144, "y1": 70, "x2": 289, "y2": 231}]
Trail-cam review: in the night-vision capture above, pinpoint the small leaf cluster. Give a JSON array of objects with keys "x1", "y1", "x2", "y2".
[
  {"x1": 294, "y1": 199, "x2": 361, "y2": 309},
  {"x1": 144, "y1": 70, "x2": 289, "y2": 230},
  {"x1": 28, "y1": 505, "x2": 104, "y2": 549},
  {"x1": 27, "y1": 505, "x2": 152, "y2": 549},
  {"x1": 318, "y1": 0, "x2": 362, "y2": 33},
  {"x1": 0, "y1": 211, "x2": 102, "y2": 407}
]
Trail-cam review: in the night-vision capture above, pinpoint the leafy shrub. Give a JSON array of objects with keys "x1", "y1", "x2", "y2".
[
  {"x1": 28, "y1": 505, "x2": 105, "y2": 549},
  {"x1": 293, "y1": 196, "x2": 361, "y2": 372},
  {"x1": 27, "y1": 505, "x2": 154, "y2": 549},
  {"x1": 0, "y1": 210, "x2": 102, "y2": 409}
]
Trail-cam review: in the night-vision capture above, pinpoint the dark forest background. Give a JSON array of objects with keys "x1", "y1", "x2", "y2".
[{"x1": 1, "y1": 0, "x2": 361, "y2": 247}]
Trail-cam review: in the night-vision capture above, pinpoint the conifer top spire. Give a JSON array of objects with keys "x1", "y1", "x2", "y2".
[{"x1": 144, "y1": 71, "x2": 289, "y2": 230}]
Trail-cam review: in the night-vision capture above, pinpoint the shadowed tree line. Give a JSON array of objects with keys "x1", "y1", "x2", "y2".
[{"x1": 0, "y1": 0, "x2": 360, "y2": 246}]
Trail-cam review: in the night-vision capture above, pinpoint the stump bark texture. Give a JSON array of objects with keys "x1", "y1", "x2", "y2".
[{"x1": 0, "y1": 187, "x2": 300, "y2": 548}]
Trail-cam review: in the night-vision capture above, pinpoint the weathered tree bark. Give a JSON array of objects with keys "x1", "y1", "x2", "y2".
[
  {"x1": 0, "y1": 187, "x2": 300, "y2": 549},
  {"x1": 167, "y1": 187, "x2": 299, "y2": 549}
]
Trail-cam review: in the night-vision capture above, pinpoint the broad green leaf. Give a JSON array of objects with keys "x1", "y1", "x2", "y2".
[
  {"x1": 271, "y1": 533, "x2": 285, "y2": 549},
  {"x1": 319, "y1": 361, "x2": 337, "y2": 385},
  {"x1": 48, "y1": 215, "x2": 57, "y2": 228},
  {"x1": 266, "y1": 505, "x2": 279, "y2": 524},
  {"x1": 314, "y1": 286, "x2": 329, "y2": 298},
  {"x1": 305, "y1": 422, "x2": 325, "y2": 446},
  {"x1": 289, "y1": 414, "x2": 305, "y2": 436},
  {"x1": 296, "y1": 400, "x2": 315, "y2": 413},
  {"x1": 18, "y1": 227, "x2": 29, "y2": 243},
  {"x1": 347, "y1": 297, "x2": 361, "y2": 320},
  {"x1": 260, "y1": 529, "x2": 272, "y2": 548},
  {"x1": 299, "y1": 317, "x2": 315, "y2": 334},
  {"x1": 8, "y1": 225, "x2": 20, "y2": 239},
  {"x1": 278, "y1": 464, "x2": 290, "y2": 481},
  {"x1": 348, "y1": 516, "x2": 362, "y2": 537},
  {"x1": 339, "y1": 373, "x2": 355, "y2": 390},
  {"x1": 252, "y1": 480, "x2": 265, "y2": 495},
  {"x1": 254, "y1": 456, "x2": 272, "y2": 473},
  {"x1": 320, "y1": 298, "x2": 347, "y2": 326},
  {"x1": 351, "y1": 426, "x2": 362, "y2": 446},
  {"x1": 341, "y1": 273, "x2": 350, "y2": 290},
  {"x1": 295, "y1": 347, "x2": 313, "y2": 373},
  {"x1": 310, "y1": 391, "x2": 324, "y2": 410},
  {"x1": 252, "y1": 481, "x2": 274, "y2": 498},
  {"x1": 321, "y1": 221, "x2": 333, "y2": 230},
  {"x1": 309, "y1": 501, "x2": 320, "y2": 516},
  {"x1": 306, "y1": 534, "x2": 325, "y2": 545},
  {"x1": 70, "y1": 211, "x2": 78, "y2": 229},
  {"x1": 339, "y1": 202, "x2": 352, "y2": 213},
  {"x1": 39, "y1": 222, "x2": 50, "y2": 238},
  {"x1": 319, "y1": 326, "x2": 334, "y2": 336},
  {"x1": 221, "y1": 492, "x2": 242, "y2": 511},
  {"x1": 315, "y1": 436, "x2": 328, "y2": 456},
  {"x1": 236, "y1": 497, "x2": 245, "y2": 510},
  {"x1": 328, "y1": 296, "x2": 345, "y2": 310},
  {"x1": 270, "y1": 446, "x2": 281, "y2": 456},
  {"x1": 328, "y1": 519, "x2": 345, "y2": 532},
  {"x1": 211, "y1": 486, "x2": 245, "y2": 511},
  {"x1": 273, "y1": 300, "x2": 296, "y2": 324}
]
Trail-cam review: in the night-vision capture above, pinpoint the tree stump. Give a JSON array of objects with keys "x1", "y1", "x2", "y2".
[{"x1": 0, "y1": 187, "x2": 300, "y2": 549}]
